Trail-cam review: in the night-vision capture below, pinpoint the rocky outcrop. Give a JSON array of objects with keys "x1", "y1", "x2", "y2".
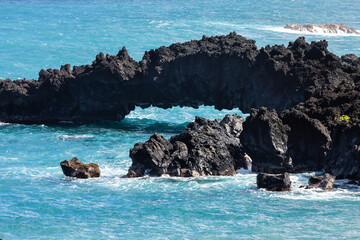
[
  {"x1": 287, "y1": 81, "x2": 360, "y2": 180},
  {"x1": 126, "y1": 114, "x2": 246, "y2": 177},
  {"x1": 60, "y1": 157, "x2": 100, "y2": 178},
  {"x1": 284, "y1": 23, "x2": 360, "y2": 35},
  {"x1": 256, "y1": 172, "x2": 291, "y2": 191},
  {"x1": 306, "y1": 173, "x2": 336, "y2": 190},
  {"x1": 240, "y1": 107, "x2": 332, "y2": 174},
  {"x1": 325, "y1": 123, "x2": 360, "y2": 180},
  {"x1": 240, "y1": 107, "x2": 291, "y2": 173},
  {"x1": 2, "y1": 32, "x2": 360, "y2": 182},
  {"x1": 1, "y1": 33, "x2": 359, "y2": 123},
  {"x1": 281, "y1": 109, "x2": 331, "y2": 172}
]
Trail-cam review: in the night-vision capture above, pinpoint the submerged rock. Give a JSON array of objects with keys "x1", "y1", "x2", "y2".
[
  {"x1": 60, "y1": 157, "x2": 100, "y2": 178},
  {"x1": 256, "y1": 172, "x2": 291, "y2": 191},
  {"x1": 306, "y1": 173, "x2": 336, "y2": 190},
  {"x1": 126, "y1": 114, "x2": 246, "y2": 177}
]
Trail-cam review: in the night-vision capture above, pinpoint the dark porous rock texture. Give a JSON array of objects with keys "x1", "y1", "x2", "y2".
[
  {"x1": 126, "y1": 114, "x2": 246, "y2": 177},
  {"x1": 280, "y1": 109, "x2": 331, "y2": 172},
  {"x1": 256, "y1": 172, "x2": 291, "y2": 191},
  {"x1": 292, "y1": 82, "x2": 360, "y2": 130},
  {"x1": 287, "y1": 81, "x2": 360, "y2": 180},
  {"x1": 1, "y1": 33, "x2": 359, "y2": 123},
  {"x1": 325, "y1": 123, "x2": 360, "y2": 180},
  {"x1": 306, "y1": 173, "x2": 336, "y2": 190},
  {"x1": 240, "y1": 107, "x2": 291, "y2": 173},
  {"x1": 60, "y1": 157, "x2": 100, "y2": 178},
  {"x1": 240, "y1": 107, "x2": 332, "y2": 174}
]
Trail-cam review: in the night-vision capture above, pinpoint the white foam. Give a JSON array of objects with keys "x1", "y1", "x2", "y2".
[
  {"x1": 271, "y1": 173, "x2": 360, "y2": 201},
  {"x1": 204, "y1": 21, "x2": 246, "y2": 29},
  {"x1": 0, "y1": 122, "x2": 10, "y2": 126},
  {"x1": 57, "y1": 134, "x2": 95, "y2": 141},
  {"x1": 236, "y1": 168, "x2": 252, "y2": 174},
  {"x1": 100, "y1": 165, "x2": 128, "y2": 178},
  {"x1": 263, "y1": 26, "x2": 360, "y2": 37}
]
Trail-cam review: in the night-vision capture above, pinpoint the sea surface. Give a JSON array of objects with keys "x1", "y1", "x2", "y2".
[{"x1": 1, "y1": 0, "x2": 360, "y2": 239}]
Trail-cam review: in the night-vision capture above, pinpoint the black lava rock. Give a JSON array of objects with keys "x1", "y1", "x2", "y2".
[
  {"x1": 256, "y1": 172, "x2": 291, "y2": 191},
  {"x1": 126, "y1": 114, "x2": 246, "y2": 177},
  {"x1": 306, "y1": 173, "x2": 336, "y2": 190}
]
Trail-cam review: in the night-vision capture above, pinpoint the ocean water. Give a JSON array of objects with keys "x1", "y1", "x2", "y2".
[{"x1": 1, "y1": 0, "x2": 360, "y2": 239}]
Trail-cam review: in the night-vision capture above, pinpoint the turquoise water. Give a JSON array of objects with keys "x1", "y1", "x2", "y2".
[{"x1": 1, "y1": 0, "x2": 360, "y2": 239}]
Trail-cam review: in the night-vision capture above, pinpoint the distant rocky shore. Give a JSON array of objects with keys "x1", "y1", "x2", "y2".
[{"x1": 284, "y1": 23, "x2": 360, "y2": 35}]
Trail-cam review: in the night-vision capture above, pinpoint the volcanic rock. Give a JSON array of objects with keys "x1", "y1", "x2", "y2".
[
  {"x1": 60, "y1": 157, "x2": 100, "y2": 178},
  {"x1": 306, "y1": 173, "x2": 336, "y2": 190},
  {"x1": 1, "y1": 33, "x2": 359, "y2": 123},
  {"x1": 126, "y1": 114, "x2": 246, "y2": 177},
  {"x1": 325, "y1": 123, "x2": 360, "y2": 180},
  {"x1": 280, "y1": 109, "x2": 331, "y2": 172},
  {"x1": 256, "y1": 172, "x2": 291, "y2": 191},
  {"x1": 240, "y1": 107, "x2": 291, "y2": 173}
]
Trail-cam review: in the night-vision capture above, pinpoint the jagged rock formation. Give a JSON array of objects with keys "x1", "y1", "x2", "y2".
[
  {"x1": 240, "y1": 107, "x2": 291, "y2": 173},
  {"x1": 240, "y1": 107, "x2": 331, "y2": 173},
  {"x1": 2, "y1": 32, "x2": 360, "y2": 182},
  {"x1": 1, "y1": 33, "x2": 359, "y2": 123},
  {"x1": 256, "y1": 172, "x2": 291, "y2": 191},
  {"x1": 126, "y1": 104, "x2": 359, "y2": 182},
  {"x1": 126, "y1": 114, "x2": 246, "y2": 177},
  {"x1": 284, "y1": 23, "x2": 360, "y2": 35},
  {"x1": 60, "y1": 157, "x2": 101, "y2": 178},
  {"x1": 325, "y1": 123, "x2": 360, "y2": 180},
  {"x1": 306, "y1": 173, "x2": 336, "y2": 190},
  {"x1": 290, "y1": 82, "x2": 360, "y2": 179}
]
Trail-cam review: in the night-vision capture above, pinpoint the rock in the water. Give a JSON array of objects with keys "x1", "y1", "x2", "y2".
[
  {"x1": 240, "y1": 107, "x2": 291, "y2": 173},
  {"x1": 284, "y1": 23, "x2": 360, "y2": 35},
  {"x1": 60, "y1": 157, "x2": 100, "y2": 178},
  {"x1": 256, "y1": 172, "x2": 291, "y2": 191},
  {"x1": 126, "y1": 114, "x2": 246, "y2": 177},
  {"x1": 306, "y1": 173, "x2": 336, "y2": 190}
]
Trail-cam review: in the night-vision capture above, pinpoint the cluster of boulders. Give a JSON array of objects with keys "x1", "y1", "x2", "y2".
[
  {"x1": 123, "y1": 111, "x2": 343, "y2": 191},
  {"x1": 59, "y1": 111, "x2": 341, "y2": 192}
]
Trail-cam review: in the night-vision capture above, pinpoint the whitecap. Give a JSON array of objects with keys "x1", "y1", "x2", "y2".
[
  {"x1": 271, "y1": 173, "x2": 360, "y2": 201},
  {"x1": 262, "y1": 26, "x2": 360, "y2": 37},
  {"x1": 57, "y1": 134, "x2": 95, "y2": 141},
  {"x1": 236, "y1": 168, "x2": 252, "y2": 174}
]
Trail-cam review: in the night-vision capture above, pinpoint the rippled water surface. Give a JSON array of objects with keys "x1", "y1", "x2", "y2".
[{"x1": 1, "y1": 0, "x2": 360, "y2": 239}]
